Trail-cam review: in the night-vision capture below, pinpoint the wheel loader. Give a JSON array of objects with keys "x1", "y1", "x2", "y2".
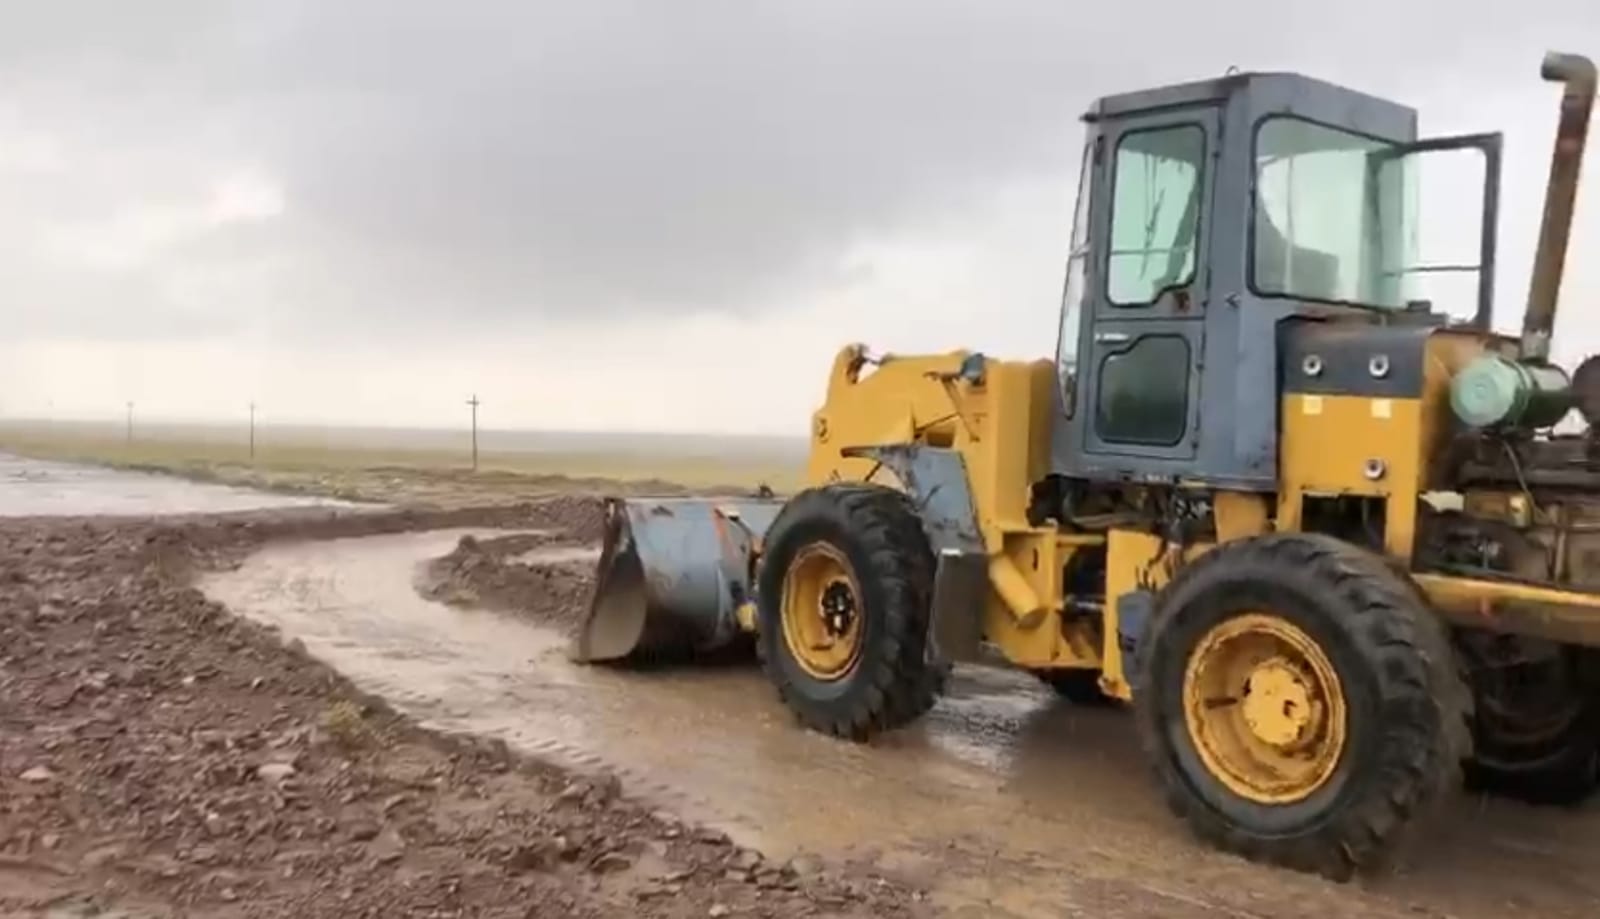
[{"x1": 575, "y1": 50, "x2": 1599, "y2": 879}]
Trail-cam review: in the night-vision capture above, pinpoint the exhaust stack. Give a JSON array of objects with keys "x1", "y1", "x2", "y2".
[{"x1": 1523, "y1": 51, "x2": 1596, "y2": 360}]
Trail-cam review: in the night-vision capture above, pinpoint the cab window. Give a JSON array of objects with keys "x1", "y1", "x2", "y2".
[{"x1": 1107, "y1": 125, "x2": 1206, "y2": 306}]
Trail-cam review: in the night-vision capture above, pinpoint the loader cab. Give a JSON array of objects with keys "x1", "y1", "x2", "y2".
[{"x1": 1052, "y1": 71, "x2": 1502, "y2": 488}]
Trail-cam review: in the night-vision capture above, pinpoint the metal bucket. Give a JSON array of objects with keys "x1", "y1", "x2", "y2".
[{"x1": 571, "y1": 496, "x2": 784, "y2": 663}]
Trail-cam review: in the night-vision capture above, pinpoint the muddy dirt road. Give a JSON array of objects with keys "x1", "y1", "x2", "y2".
[{"x1": 202, "y1": 528, "x2": 1600, "y2": 919}]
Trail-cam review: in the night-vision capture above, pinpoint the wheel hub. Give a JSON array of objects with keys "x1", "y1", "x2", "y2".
[
  {"x1": 779, "y1": 544, "x2": 865, "y2": 681},
  {"x1": 1240, "y1": 659, "x2": 1320, "y2": 749},
  {"x1": 1182, "y1": 613, "x2": 1348, "y2": 805},
  {"x1": 820, "y1": 580, "x2": 856, "y2": 638}
]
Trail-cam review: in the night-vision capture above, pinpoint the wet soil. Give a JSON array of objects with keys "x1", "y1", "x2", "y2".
[
  {"x1": 420, "y1": 532, "x2": 601, "y2": 633},
  {"x1": 204, "y1": 526, "x2": 1600, "y2": 918},
  {"x1": 0, "y1": 502, "x2": 925, "y2": 918}
]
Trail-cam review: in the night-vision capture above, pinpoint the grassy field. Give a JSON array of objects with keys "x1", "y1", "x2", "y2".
[{"x1": 0, "y1": 420, "x2": 808, "y2": 506}]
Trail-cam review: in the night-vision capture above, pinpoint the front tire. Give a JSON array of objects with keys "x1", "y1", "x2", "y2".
[
  {"x1": 756, "y1": 484, "x2": 941, "y2": 741},
  {"x1": 1135, "y1": 533, "x2": 1469, "y2": 880}
]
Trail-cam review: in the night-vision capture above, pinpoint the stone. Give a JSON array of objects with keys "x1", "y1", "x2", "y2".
[
  {"x1": 786, "y1": 854, "x2": 821, "y2": 877},
  {"x1": 256, "y1": 762, "x2": 296, "y2": 783},
  {"x1": 591, "y1": 851, "x2": 633, "y2": 874},
  {"x1": 20, "y1": 765, "x2": 55, "y2": 782}
]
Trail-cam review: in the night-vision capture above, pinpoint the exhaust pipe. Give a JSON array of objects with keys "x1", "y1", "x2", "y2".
[{"x1": 1523, "y1": 51, "x2": 1596, "y2": 360}]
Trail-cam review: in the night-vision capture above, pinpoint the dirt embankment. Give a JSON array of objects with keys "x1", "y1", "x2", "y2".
[
  {"x1": 418, "y1": 524, "x2": 600, "y2": 635},
  {"x1": 0, "y1": 500, "x2": 929, "y2": 918}
]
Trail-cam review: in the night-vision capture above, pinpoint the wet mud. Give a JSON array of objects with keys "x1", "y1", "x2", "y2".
[
  {"x1": 202, "y1": 527, "x2": 1600, "y2": 918},
  {"x1": 418, "y1": 531, "x2": 599, "y2": 631}
]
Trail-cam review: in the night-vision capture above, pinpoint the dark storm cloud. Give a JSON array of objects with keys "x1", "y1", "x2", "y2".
[{"x1": 0, "y1": 0, "x2": 1593, "y2": 341}]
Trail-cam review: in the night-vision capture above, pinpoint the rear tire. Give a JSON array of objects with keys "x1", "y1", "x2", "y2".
[
  {"x1": 756, "y1": 484, "x2": 941, "y2": 741},
  {"x1": 1135, "y1": 533, "x2": 1470, "y2": 880},
  {"x1": 1461, "y1": 638, "x2": 1600, "y2": 805}
]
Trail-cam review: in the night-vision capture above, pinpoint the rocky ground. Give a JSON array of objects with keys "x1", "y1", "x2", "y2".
[{"x1": 0, "y1": 500, "x2": 930, "y2": 918}]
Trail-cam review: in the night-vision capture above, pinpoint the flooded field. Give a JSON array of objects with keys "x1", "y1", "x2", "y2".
[
  {"x1": 0, "y1": 452, "x2": 362, "y2": 516},
  {"x1": 202, "y1": 528, "x2": 1600, "y2": 919}
]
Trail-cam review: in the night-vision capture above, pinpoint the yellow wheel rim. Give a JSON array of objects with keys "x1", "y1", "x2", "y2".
[
  {"x1": 1182, "y1": 613, "x2": 1347, "y2": 804},
  {"x1": 780, "y1": 543, "x2": 864, "y2": 681}
]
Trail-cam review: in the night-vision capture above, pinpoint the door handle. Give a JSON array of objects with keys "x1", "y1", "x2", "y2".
[{"x1": 1095, "y1": 332, "x2": 1131, "y2": 344}]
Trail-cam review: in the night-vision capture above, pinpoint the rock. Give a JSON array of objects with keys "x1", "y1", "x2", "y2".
[
  {"x1": 731, "y1": 848, "x2": 762, "y2": 871},
  {"x1": 256, "y1": 762, "x2": 296, "y2": 783},
  {"x1": 591, "y1": 851, "x2": 633, "y2": 874},
  {"x1": 507, "y1": 841, "x2": 557, "y2": 872},
  {"x1": 40, "y1": 833, "x2": 61, "y2": 850},
  {"x1": 694, "y1": 826, "x2": 730, "y2": 846},
  {"x1": 557, "y1": 781, "x2": 586, "y2": 803},
  {"x1": 786, "y1": 854, "x2": 822, "y2": 878},
  {"x1": 586, "y1": 773, "x2": 621, "y2": 805},
  {"x1": 708, "y1": 905, "x2": 732, "y2": 918},
  {"x1": 184, "y1": 844, "x2": 221, "y2": 866},
  {"x1": 347, "y1": 821, "x2": 381, "y2": 842},
  {"x1": 368, "y1": 829, "x2": 405, "y2": 865},
  {"x1": 20, "y1": 765, "x2": 55, "y2": 782},
  {"x1": 80, "y1": 843, "x2": 129, "y2": 869}
]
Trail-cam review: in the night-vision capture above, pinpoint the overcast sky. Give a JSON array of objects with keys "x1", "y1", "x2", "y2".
[{"x1": 1, "y1": 1, "x2": 1597, "y2": 435}]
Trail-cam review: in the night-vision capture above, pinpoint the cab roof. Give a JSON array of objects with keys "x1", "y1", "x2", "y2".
[{"x1": 1085, "y1": 70, "x2": 1417, "y2": 127}]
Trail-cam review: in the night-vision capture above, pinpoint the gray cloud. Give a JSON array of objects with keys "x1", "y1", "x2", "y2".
[{"x1": 1, "y1": 0, "x2": 1596, "y2": 347}]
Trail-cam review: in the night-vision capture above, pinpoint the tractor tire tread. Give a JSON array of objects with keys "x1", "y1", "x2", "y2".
[
  {"x1": 1135, "y1": 532, "x2": 1470, "y2": 881},
  {"x1": 757, "y1": 484, "x2": 941, "y2": 741}
]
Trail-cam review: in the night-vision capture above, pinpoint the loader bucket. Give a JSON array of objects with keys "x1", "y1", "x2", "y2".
[{"x1": 572, "y1": 495, "x2": 784, "y2": 663}]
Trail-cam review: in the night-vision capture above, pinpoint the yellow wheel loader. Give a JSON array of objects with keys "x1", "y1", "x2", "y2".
[{"x1": 576, "y1": 51, "x2": 1600, "y2": 879}]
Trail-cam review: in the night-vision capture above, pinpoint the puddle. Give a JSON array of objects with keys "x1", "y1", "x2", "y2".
[
  {"x1": 510, "y1": 544, "x2": 600, "y2": 566},
  {"x1": 0, "y1": 453, "x2": 364, "y2": 516},
  {"x1": 202, "y1": 529, "x2": 1600, "y2": 919}
]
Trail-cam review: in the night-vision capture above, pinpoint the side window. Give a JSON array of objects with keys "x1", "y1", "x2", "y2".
[
  {"x1": 1095, "y1": 336, "x2": 1190, "y2": 446},
  {"x1": 1056, "y1": 136, "x2": 1095, "y2": 416},
  {"x1": 1108, "y1": 125, "x2": 1206, "y2": 306}
]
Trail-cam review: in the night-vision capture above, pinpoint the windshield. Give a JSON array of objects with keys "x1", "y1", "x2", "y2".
[{"x1": 1252, "y1": 117, "x2": 1410, "y2": 308}]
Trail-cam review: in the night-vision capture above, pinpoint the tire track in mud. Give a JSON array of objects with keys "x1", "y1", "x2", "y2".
[{"x1": 201, "y1": 528, "x2": 1600, "y2": 919}]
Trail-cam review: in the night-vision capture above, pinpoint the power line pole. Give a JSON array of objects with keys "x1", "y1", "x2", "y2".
[
  {"x1": 466, "y1": 393, "x2": 480, "y2": 472},
  {"x1": 249, "y1": 401, "x2": 257, "y2": 461}
]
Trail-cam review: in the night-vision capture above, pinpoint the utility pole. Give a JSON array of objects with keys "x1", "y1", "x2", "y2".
[
  {"x1": 249, "y1": 401, "x2": 257, "y2": 461},
  {"x1": 125, "y1": 402, "x2": 133, "y2": 446},
  {"x1": 466, "y1": 393, "x2": 480, "y2": 472}
]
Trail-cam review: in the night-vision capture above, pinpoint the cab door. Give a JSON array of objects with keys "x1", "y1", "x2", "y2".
[{"x1": 1079, "y1": 110, "x2": 1218, "y2": 461}]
